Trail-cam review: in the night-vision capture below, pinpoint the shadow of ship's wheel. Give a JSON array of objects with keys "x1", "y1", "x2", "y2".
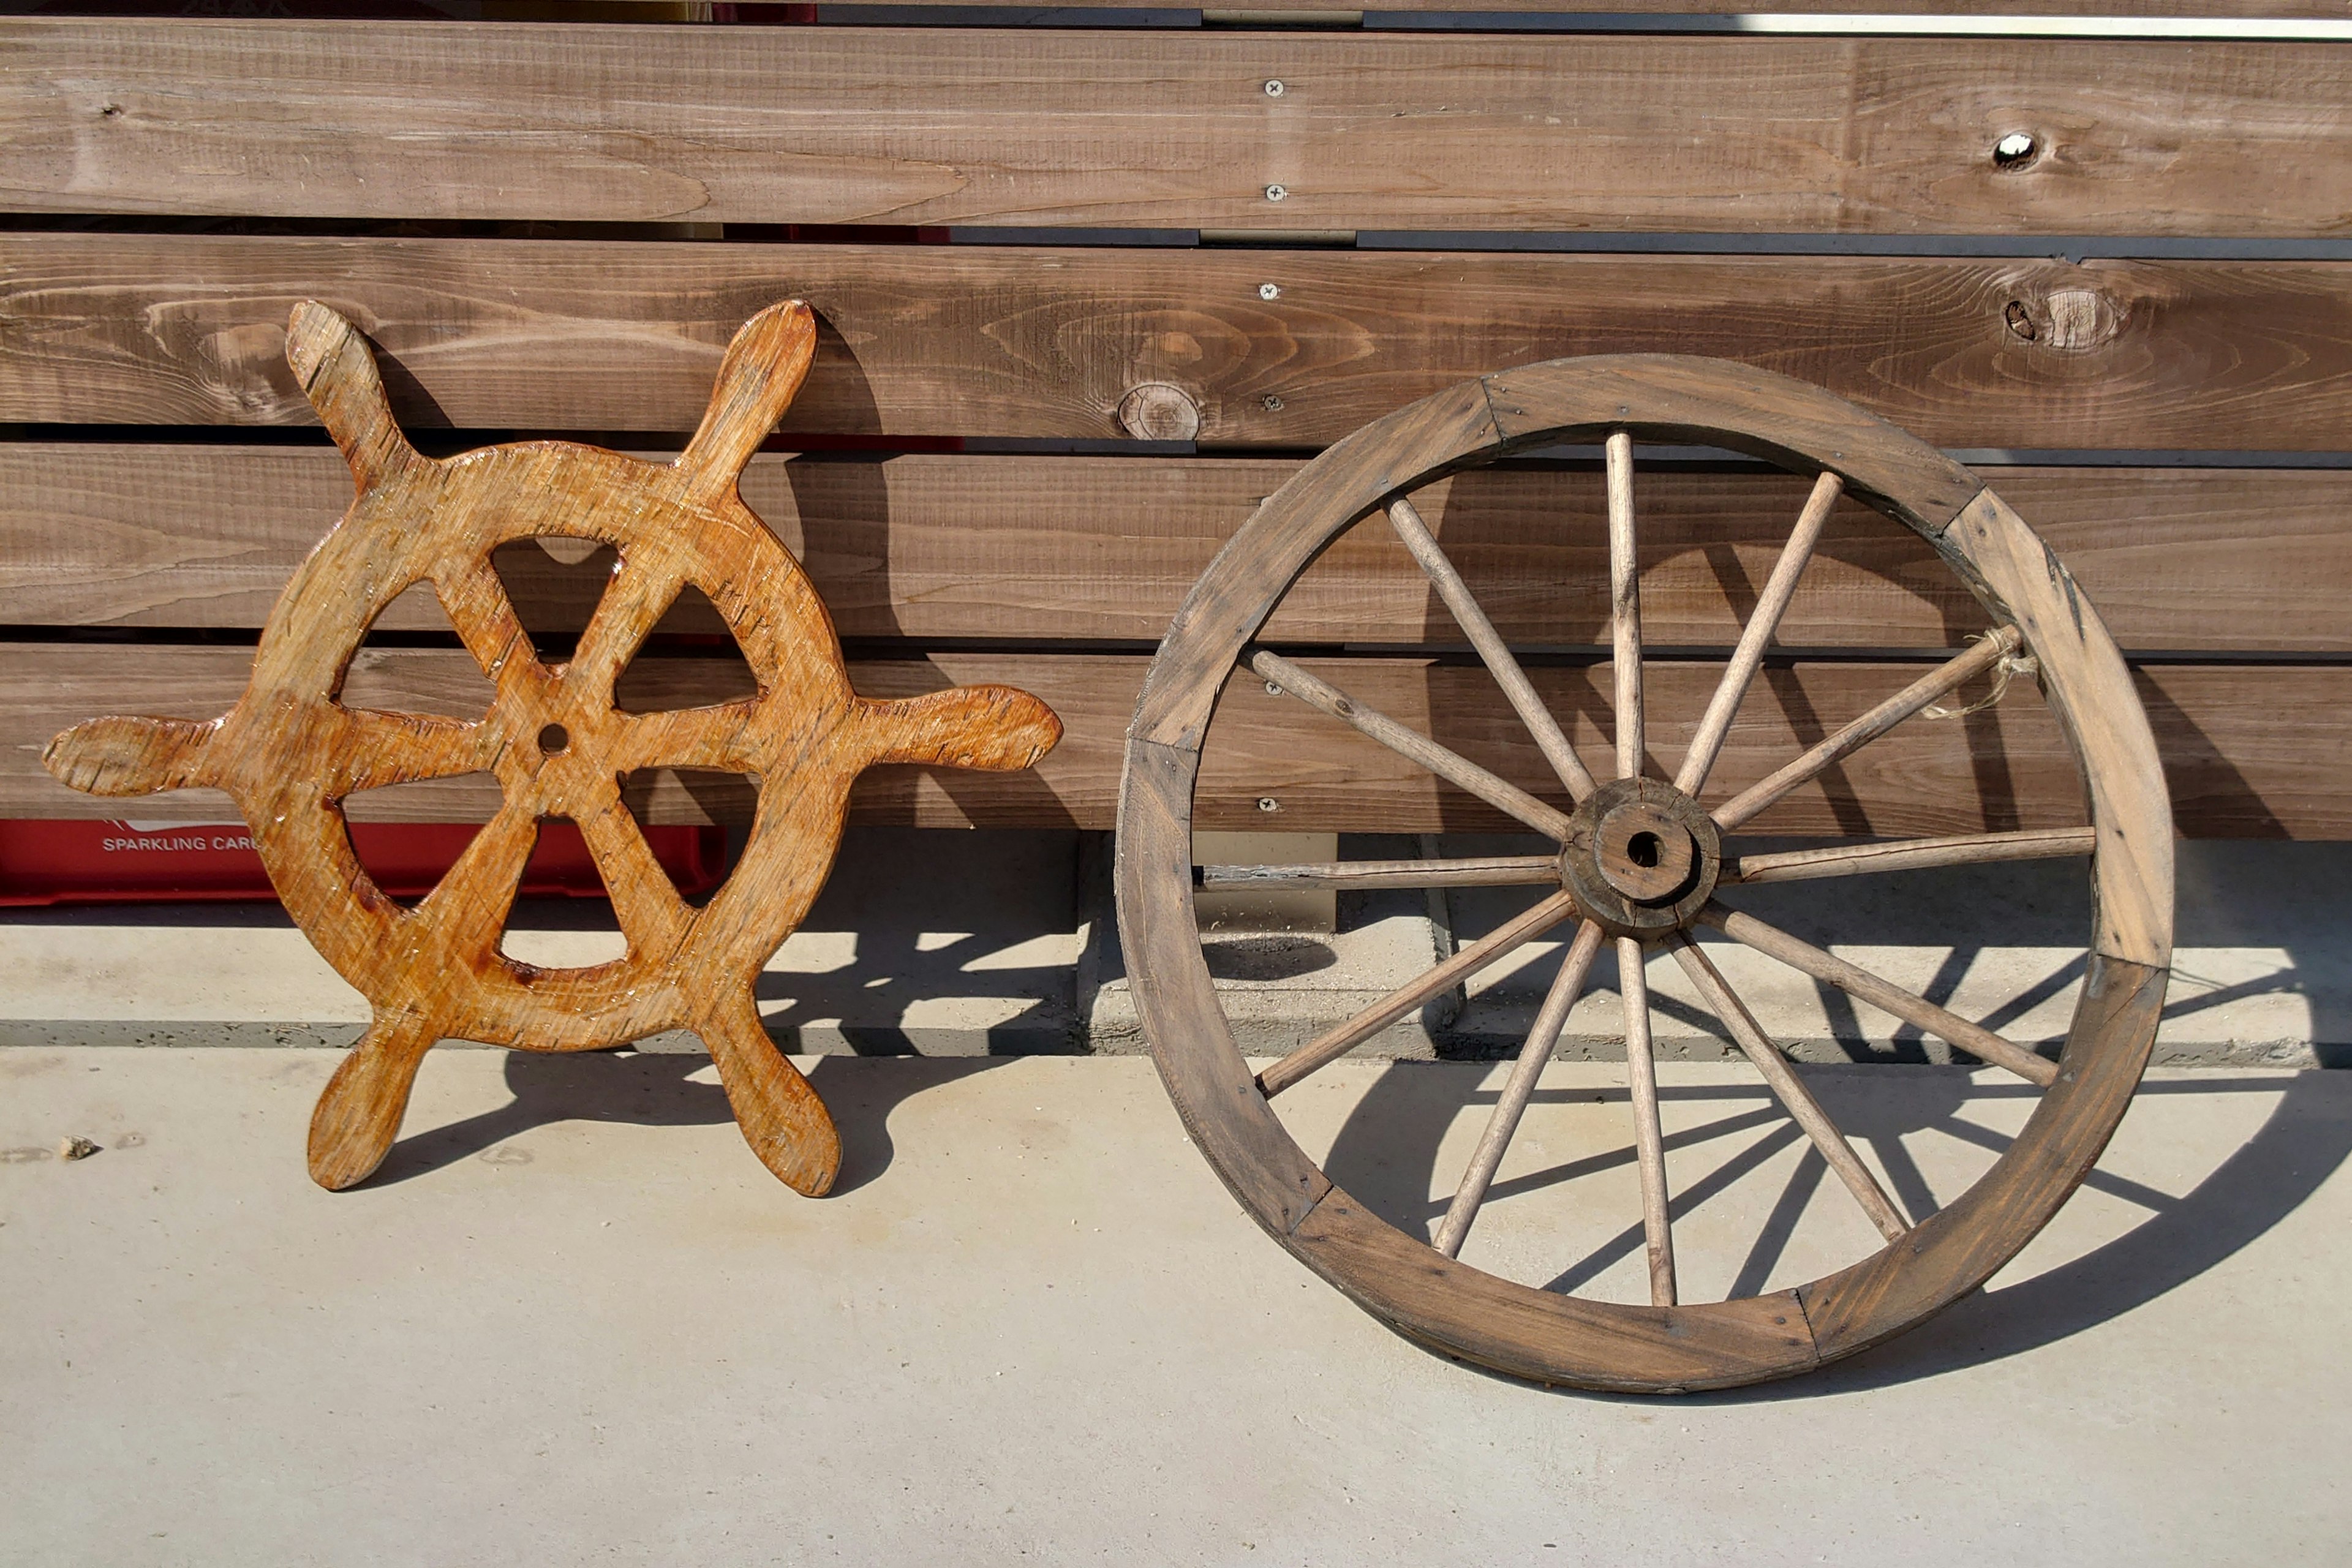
[
  {"x1": 45, "y1": 300, "x2": 1060, "y2": 1194},
  {"x1": 1115, "y1": 358, "x2": 2173, "y2": 1392}
]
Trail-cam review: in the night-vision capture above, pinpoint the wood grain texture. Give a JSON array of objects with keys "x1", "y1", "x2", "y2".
[
  {"x1": 11, "y1": 235, "x2": 2352, "y2": 451},
  {"x1": 12, "y1": 446, "x2": 2352, "y2": 654},
  {"x1": 1290, "y1": 1187, "x2": 1819, "y2": 1392},
  {"x1": 10, "y1": 647, "x2": 2345, "y2": 835},
  {"x1": 36, "y1": 299, "x2": 1059, "y2": 1194},
  {"x1": 6, "y1": 23, "x2": 2344, "y2": 233},
  {"x1": 1795, "y1": 954, "x2": 2168, "y2": 1365},
  {"x1": 1943, "y1": 488, "x2": 2174, "y2": 966}
]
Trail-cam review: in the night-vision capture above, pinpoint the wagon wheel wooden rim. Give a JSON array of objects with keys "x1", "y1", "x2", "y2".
[
  {"x1": 1114, "y1": 356, "x2": 2173, "y2": 1392},
  {"x1": 43, "y1": 300, "x2": 1060, "y2": 1197}
]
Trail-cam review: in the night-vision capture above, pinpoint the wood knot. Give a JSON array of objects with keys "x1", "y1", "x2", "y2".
[
  {"x1": 1117, "y1": 382, "x2": 1202, "y2": 442},
  {"x1": 2008, "y1": 288, "x2": 2124, "y2": 352}
]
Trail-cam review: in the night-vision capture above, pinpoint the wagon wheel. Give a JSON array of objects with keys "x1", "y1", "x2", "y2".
[
  {"x1": 1114, "y1": 357, "x2": 2171, "y2": 1392},
  {"x1": 45, "y1": 300, "x2": 1060, "y2": 1195}
]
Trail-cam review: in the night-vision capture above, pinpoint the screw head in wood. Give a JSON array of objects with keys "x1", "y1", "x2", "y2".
[
  {"x1": 1263, "y1": 79, "x2": 1284, "y2": 97},
  {"x1": 1261, "y1": 394, "x2": 1284, "y2": 412},
  {"x1": 1264, "y1": 184, "x2": 1288, "y2": 202},
  {"x1": 1256, "y1": 796, "x2": 1280, "y2": 813},
  {"x1": 1259, "y1": 282, "x2": 1281, "y2": 301}
]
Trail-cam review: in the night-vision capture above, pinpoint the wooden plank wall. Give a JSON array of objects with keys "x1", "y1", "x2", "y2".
[{"x1": 3, "y1": 9, "x2": 2348, "y2": 839}]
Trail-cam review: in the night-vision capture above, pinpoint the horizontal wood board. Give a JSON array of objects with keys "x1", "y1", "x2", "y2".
[
  {"x1": 10, "y1": 236, "x2": 2352, "y2": 451},
  {"x1": 7, "y1": 446, "x2": 2352, "y2": 654},
  {"x1": 5, "y1": 23, "x2": 2349, "y2": 234},
  {"x1": 3, "y1": 644, "x2": 2339, "y2": 837}
]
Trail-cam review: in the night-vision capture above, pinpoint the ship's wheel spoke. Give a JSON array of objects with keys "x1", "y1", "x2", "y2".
[
  {"x1": 578, "y1": 791, "x2": 691, "y2": 958},
  {"x1": 617, "y1": 700, "x2": 767, "y2": 776},
  {"x1": 1675, "y1": 470, "x2": 1842, "y2": 799},
  {"x1": 567, "y1": 557, "x2": 683, "y2": 701},
  {"x1": 416, "y1": 796, "x2": 541, "y2": 956},
  {"x1": 1667, "y1": 933, "x2": 1910, "y2": 1242},
  {"x1": 1386, "y1": 496, "x2": 1597, "y2": 801},
  {"x1": 1711, "y1": 627, "x2": 2022, "y2": 831},
  {"x1": 1248, "y1": 649, "x2": 1577, "y2": 841},
  {"x1": 434, "y1": 554, "x2": 543, "y2": 694},
  {"x1": 330, "y1": 709, "x2": 489, "y2": 794}
]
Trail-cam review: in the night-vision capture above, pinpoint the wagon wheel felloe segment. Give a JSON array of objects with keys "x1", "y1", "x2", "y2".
[{"x1": 1116, "y1": 355, "x2": 2172, "y2": 1392}]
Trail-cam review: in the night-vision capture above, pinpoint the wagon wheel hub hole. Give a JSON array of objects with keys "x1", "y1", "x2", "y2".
[{"x1": 1558, "y1": 778, "x2": 1722, "y2": 939}]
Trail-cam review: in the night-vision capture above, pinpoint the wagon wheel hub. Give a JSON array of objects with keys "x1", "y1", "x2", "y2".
[{"x1": 1558, "y1": 777, "x2": 1721, "y2": 939}]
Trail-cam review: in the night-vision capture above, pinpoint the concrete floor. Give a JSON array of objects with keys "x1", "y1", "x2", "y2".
[{"x1": 4, "y1": 1047, "x2": 2348, "y2": 1564}]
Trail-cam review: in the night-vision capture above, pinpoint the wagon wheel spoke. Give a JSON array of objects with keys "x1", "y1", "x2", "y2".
[
  {"x1": 1386, "y1": 497, "x2": 1597, "y2": 801},
  {"x1": 330, "y1": 709, "x2": 488, "y2": 794},
  {"x1": 1675, "y1": 471, "x2": 1842, "y2": 798},
  {"x1": 1723, "y1": 827, "x2": 2097, "y2": 886},
  {"x1": 1667, "y1": 934, "x2": 1910, "y2": 1242},
  {"x1": 415, "y1": 795, "x2": 541, "y2": 955},
  {"x1": 1699, "y1": 902, "x2": 2058, "y2": 1086},
  {"x1": 617, "y1": 699, "x2": 767, "y2": 776},
  {"x1": 1256, "y1": 890, "x2": 1580, "y2": 1098},
  {"x1": 1711, "y1": 625, "x2": 2023, "y2": 831},
  {"x1": 1195, "y1": 854, "x2": 1560, "y2": 892},
  {"x1": 434, "y1": 554, "x2": 544, "y2": 694},
  {"x1": 1434, "y1": 921, "x2": 1605, "y2": 1257},
  {"x1": 1619, "y1": 937, "x2": 1678, "y2": 1306},
  {"x1": 1248, "y1": 649, "x2": 1576, "y2": 841},
  {"x1": 566, "y1": 556, "x2": 682, "y2": 701},
  {"x1": 1607, "y1": 431, "x2": 1645, "y2": 781},
  {"x1": 577, "y1": 790, "x2": 691, "y2": 959}
]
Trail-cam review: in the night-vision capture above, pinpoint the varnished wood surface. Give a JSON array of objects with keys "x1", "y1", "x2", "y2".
[
  {"x1": 10, "y1": 447, "x2": 2352, "y2": 654},
  {"x1": 11, "y1": 236, "x2": 2352, "y2": 451},
  {"x1": 6, "y1": 23, "x2": 2343, "y2": 233},
  {"x1": 9, "y1": 644, "x2": 2342, "y2": 837},
  {"x1": 35, "y1": 299, "x2": 1059, "y2": 1194}
]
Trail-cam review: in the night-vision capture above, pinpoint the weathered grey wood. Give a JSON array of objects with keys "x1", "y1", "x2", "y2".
[
  {"x1": 1607, "y1": 432, "x2": 1645, "y2": 781},
  {"x1": 9, "y1": 644, "x2": 2336, "y2": 835},
  {"x1": 1943, "y1": 489, "x2": 2175, "y2": 968},
  {"x1": 1724, "y1": 828, "x2": 2098, "y2": 884},
  {"x1": 1702, "y1": 903, "x2": 2060, "y2": 1085},
  {"x1": 1796, "y1": 954, "x2": 2166, "y2": 1363},
  {"x1": 1248, "y1": 648, "x2": 1580, "y2": 840},
  {"x1": 1711, "y1": 629, "x2": 2022, "y2": 830},
  {"x1": 1619, "y1": 938, "x2": 1677, "y2": 1308},
  {"x1": 1117, "y1": 358, "x2": 2174, "y2": 1392},
  {"x1": 1256, "y1": 891, "x2": 1580, "y2": 1098},
  {"x1": 7, "y1": 23, "x2": 2343, "y2": 233},
  {"x1": 1675, "y1": 472, "x2": 1840, "y2": 796},
  {"x1": 1119, "y1": 734, "x2": 1334, "y2": 1235},
  {"x1": 1388, "y1": 497, "x2": 1595, "y2": 801},
  {"x1": 1197, "y1": 855, "x2": 1558, "y2": 891},
  {"x1": 1669, "y1": 937, "x2": 1910, "y2": 1242},
  {"x1": 13, "y1": 236, "x2": 2352, "y2": 453},
  {"x1": 1433, "y1": 921, "x2": 1605, "y2": 1259}
]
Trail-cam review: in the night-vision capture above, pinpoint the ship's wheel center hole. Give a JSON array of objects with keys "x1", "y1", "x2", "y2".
[{"x1": 538, "y1": 722, "x2": 571, "y2": 756}]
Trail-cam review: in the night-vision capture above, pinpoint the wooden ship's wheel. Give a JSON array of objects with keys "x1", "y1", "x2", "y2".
[
  {"x1": 45, "y1": 300, "x2": 1061, "y2": 1196},
  {"x1": 1115, "y1": 358, "x2": 2171, "y2": 1391}
]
